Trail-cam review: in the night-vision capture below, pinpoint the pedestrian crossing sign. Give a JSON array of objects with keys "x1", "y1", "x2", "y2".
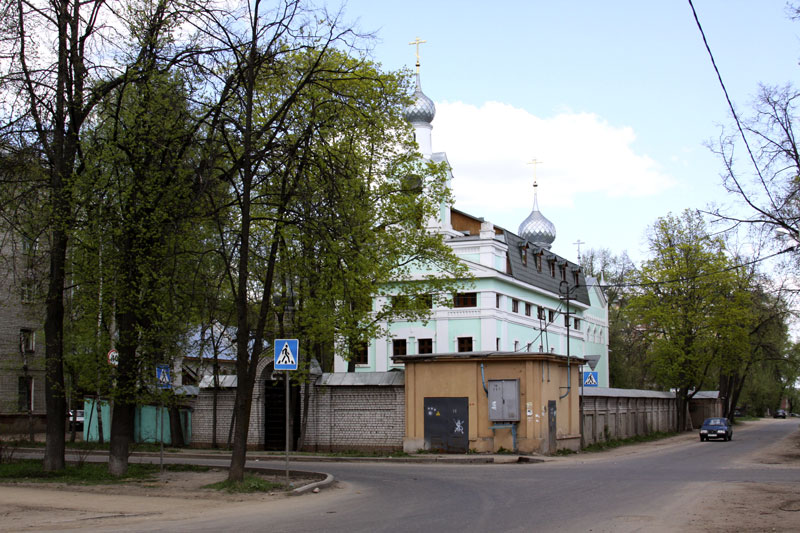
[
  {"x1": 156, "y1": 364, "x2": 171, "y2": 389},
  {"x1": 583, "y1": 371, "x2": 599, "y2": 387},
  {"x1": 274, "y1": 339, "x2": 299, "y2": 371}
]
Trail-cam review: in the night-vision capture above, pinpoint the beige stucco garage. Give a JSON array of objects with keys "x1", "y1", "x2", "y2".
[{"x1": 393, "y1": 351, "x2": 584, "y2": 454}]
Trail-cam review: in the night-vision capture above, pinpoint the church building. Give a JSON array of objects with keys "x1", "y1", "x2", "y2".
[{"x1": 333, "y1": 51, "x2": 609, "y2": 388}]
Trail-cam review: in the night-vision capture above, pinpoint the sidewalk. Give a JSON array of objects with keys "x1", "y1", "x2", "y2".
[{"x1": 10, "y1": 444, "x2": 549, "y2": 465}]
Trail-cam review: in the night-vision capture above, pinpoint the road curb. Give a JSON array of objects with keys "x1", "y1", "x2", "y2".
[{"x1": 290, "y1": 473, "x2": 335, "y2": 495}]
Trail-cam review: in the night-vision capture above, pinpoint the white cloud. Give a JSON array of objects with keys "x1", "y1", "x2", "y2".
[{"x1": 430, "y1": 101, "x2": 676, "y2": 212}]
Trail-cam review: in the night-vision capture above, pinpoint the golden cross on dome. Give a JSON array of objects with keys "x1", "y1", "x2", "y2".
[
  {"x1": 573, "y1": 239, "x2": 586, "y2": 260},
  {"x1": 409, "y1": 37, "x2": 427, "y2": 72},
  {"x1": 527, "y1": 158, "x2": 544, "y2": 187}
]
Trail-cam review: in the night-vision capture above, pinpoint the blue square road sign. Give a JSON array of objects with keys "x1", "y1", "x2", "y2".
[{"x1": 274, "y1": 339, "x2": 299, "y2": 370}]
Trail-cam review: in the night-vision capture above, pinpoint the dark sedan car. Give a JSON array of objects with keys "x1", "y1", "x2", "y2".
[
  {"x1": 699, "y1": 417, "x2": 732, "y2": 441},
  {"x1": 774, "y1": 409, "x2": 787, "y2": 419}
]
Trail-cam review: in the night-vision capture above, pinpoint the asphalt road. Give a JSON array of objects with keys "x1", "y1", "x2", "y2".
[{"x1": 126, "y1": 418, "x2": 800, "y2": 533}]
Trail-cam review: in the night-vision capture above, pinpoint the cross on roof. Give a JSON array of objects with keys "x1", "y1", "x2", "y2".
[
  {"x1": 573, "y1": 239, "x2": 586, "y2": 260},
  {"x1": 527, "y1": 158, "x2": 544, "y2": 188},
  {"x1": 409, "y1": 37, "x2": 427, "y2": 72}
]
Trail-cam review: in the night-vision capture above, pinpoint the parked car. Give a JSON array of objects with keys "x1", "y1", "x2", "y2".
[
  {"x1": 699, "y1": 417, "x2": 733, "y2": 441},
  {"x1": 774, "y1": 409, "x2": 787, "y2": 419},
  {"x1": 68, "y1": 409, "x2": 84, "y2": 431}
]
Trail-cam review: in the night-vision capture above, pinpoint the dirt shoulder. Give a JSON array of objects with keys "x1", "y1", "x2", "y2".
[
  {"x1": 0, "y1": 467, "x2": 329, "y2": 532},
  {"x1": 682, "y1": 419, "x2": 800, "y2": 533}
]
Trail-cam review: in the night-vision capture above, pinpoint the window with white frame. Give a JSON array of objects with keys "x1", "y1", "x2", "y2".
[{"x1": 20, "y1": 329, "x2": 34, "y2": 353}]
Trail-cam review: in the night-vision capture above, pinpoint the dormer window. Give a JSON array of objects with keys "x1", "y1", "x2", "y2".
[{"x1": 549, "y1": 260, "x2": 556, "y2": 277}]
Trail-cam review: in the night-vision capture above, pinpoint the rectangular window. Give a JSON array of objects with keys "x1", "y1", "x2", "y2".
[
  {"x1": 573, "y1": 271, "x2": 580, "y2": 286},
  {"x1": 573, "y1": 318, "x2": 581, "y2": 330},
  {"x1": 392, "y1": 294, "x2": 432, "y2": 310},
  {"x1": 496, "y1": 294, "x2": 501, "y2": 308},
  {"x1": 535, "y1": 254, "x2": 542, "y2": 272},
  {"x1": 514, "y1": 340, "x2": 519, "y2": 352},
  {"x1": 521, "y1": 247, "x2": 527, "y2": 266},
  {"x1": 549, "y1": 261, "x2": 556, "y2": 277},
  {"x1": 537, "y1": 306, "x2": 546, "y2": 320},
  {"x1": 525, "y1": 303, "x2": 531, "y2": 316},
  {"x1": 457, "y1": 337, "x2": 473, "y2": 353},
  {"x1": 418, "y1": 338, "x2": 433, "y2": 354},
  {"x1": 391, "y1": 295, "x2": 411, "y2": 310},
  {"x1": 392, "y1": 339, "x2": 407, "y2": 356},
  {"x1": 20, "y1": 280, "x2": 35, "y2": 304},
  {"x1": 453, "y1": 292, "x2": 477, "y2": 308},
  {"x1": 419, "y1": 294, "x2": 433, "y2": 309},
  {"x1": 18, "y1": 376, "x2": 32, "y2": 412},
  {"x1": 21, "y1": 236, "x2": 37, "y2": 256},
  {"x1": 20, "y1": 329, "x2": 34, "y2": 353},
  {"x1": 526, "y1": 342, "x2": 532, "y2": 352},
  {"x1": 564, "y1": 314, "x2": 570, "y2": 327},
  {"x1": 512, "y1": 299, "x2": 519, "y2": 313},
  {"x1": 548, "y1": 309, "x2": 555, "y2": 322},
  {"x1": 496, "y1": 338, "x2": 501, "y2": 350},
  {"x1": 560, "y1": 264, "x2": 567, "y2": 281},
  {"x1": 353, "y1": 343, "x2": 368, "y2": 365}
]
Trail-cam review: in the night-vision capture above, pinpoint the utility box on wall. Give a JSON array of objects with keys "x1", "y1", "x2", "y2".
[{"x1": 488, "y1": 379, "x2": 520, "y2": 422}]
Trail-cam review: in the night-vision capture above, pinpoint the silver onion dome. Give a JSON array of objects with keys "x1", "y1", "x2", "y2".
[
  {"x1": 404, "y1": 72, "x2": 435, "y2": 124},
  {"x1": 518, "y1": 185, "x2": 556, "y2": 249}
]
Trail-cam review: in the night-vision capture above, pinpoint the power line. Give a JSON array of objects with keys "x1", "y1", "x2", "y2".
[
  {"x1": 687, "y1": 0, "x2": 777, "y2": 210},
  {"x1": 598, "y1": 246, "x2": 796, "y2": 290}
]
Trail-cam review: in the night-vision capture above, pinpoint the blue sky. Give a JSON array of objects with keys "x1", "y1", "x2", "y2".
[{"x1": 329, "y1": 1, "x2": 800, "y2": 264}]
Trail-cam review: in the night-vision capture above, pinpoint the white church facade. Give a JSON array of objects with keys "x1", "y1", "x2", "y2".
[{"x1": 333, "y1": 57, "x2": 610, "y2": 388}]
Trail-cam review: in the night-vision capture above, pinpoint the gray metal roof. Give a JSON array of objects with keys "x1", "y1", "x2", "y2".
[
  {"x1": 504, "y1": 231, "x2": 591, "y2": 306},
  {"x1": 394, "y1": 351, "x2": 586, "y2": 364},
  {"x1": 692, "y1": 391, "x2": 720, "y2": 399},
  {"x1": 316, "y1": 371, "x2": 405, "y2": 387},
  {"x1": 581, "y1": 387, "x2": 675, "y2": 399}
]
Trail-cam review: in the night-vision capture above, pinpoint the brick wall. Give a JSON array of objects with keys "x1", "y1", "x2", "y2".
[
  {"x1": 301, "y1": 385, "x2": 405, "y2": 452},
  {"x1": 190, "y1": 389, "x2": 237, "y2": 447}
]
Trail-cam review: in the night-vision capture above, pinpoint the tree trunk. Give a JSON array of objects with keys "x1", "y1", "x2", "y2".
[
  {"x1": 228, "y1": 369, "x2": 257, "y2": 481},
  {"x1": 108, "y1": 307, "x2": 137, "y2": 476},
  {"x1": 108, "y1": 401, "x2": 134, "y2": 476},
  {"x1": 43, "y1": 227, "x2": 68, "y2": 471}
]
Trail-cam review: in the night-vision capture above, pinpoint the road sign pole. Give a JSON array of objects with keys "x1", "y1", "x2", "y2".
[
  {"x1": 160, "y1": 397, "x2": 164, "y2": 473},
  {"x1": 285, "y1": 369, "x2": 290, "y2": 486}
]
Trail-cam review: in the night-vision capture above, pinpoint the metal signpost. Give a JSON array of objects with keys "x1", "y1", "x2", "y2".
[
  {"x1": 156, "y1": 364, "x2": 171, "y2": 473},
  {"x1": 274, "y1": 339, "x2": 299, "y2": 486}
]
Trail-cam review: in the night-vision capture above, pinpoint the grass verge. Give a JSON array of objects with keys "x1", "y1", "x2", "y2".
[{"x1": 0, "y1": 460, "x2": 207, "y2": 484}]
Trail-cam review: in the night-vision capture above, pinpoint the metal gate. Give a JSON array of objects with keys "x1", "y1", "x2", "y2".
[
  {"x1": 423, "y1": 397, "x2": 469, "y2": 452},
  {"x1": 263, "y1": 374, "x2": 300, "y2": 451},
  {"x1": 548, "y1": 400, "x2": 557, "y2": 453}
]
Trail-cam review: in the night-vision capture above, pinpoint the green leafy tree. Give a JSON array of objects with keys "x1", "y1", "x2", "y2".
[
  {"x1": 628, "y1": 210, "x2": 751, "y2": 430},
  {"x1": 195, "y1": 0, "x2": 467, "y2": 479},
  {"x1": 75, "y1": 67, "x2": 203, "y2": 475},
  {"x1": 580, "y1": 248, "x2": 653, "y2": 388},
  {"x1": 0, "y1": 0, "x2": 206, "y2": 471}
]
